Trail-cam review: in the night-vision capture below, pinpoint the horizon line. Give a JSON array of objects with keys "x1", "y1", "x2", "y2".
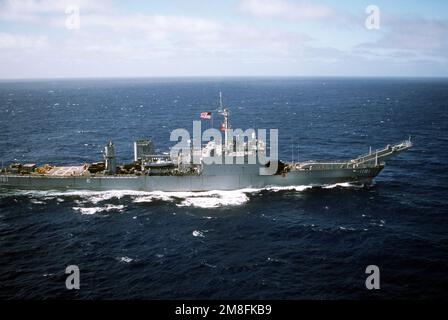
[{"x1": 1, "y1": 75, "x2": 448, "y2": 82}]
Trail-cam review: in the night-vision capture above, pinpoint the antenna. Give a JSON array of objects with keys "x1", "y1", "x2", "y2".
[
  {"x1": 291, "y1": 142, "x2": 294, "y2": 163},
  {"x1": 217, "y1": 92, "x2": 231, "y2": 152}
]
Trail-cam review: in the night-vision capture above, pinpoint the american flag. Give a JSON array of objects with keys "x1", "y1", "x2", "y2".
[{"x1": 200, "y1": 112, "x2": 212, "y2": 119}]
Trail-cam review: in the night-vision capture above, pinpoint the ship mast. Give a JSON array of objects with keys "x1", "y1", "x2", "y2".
[
  {"x1": 218, "y1": 92, "x2": 230, "y2": 152},
  {"x1": 104, "y1": 140, "x2": 117, "y2": 175}
]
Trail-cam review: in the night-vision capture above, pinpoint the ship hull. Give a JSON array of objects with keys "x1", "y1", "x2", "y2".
[{"x1": 0, "y1": 166, "x2": 383, "y2": 191}]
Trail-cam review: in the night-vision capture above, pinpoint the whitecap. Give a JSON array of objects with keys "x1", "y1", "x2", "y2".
[
  {"x1": 30, "y1": 199, "x2": 46, "y2": 205},
  {"x1": 323, "y1": 182, "x2": 362, "y2": 189},
  {"x1": 73, "y1": 207, "x2": 101, "y2": 215},
  {"x1": 85, "y1": 190, "x2": 136, "y2": 204},
  {"x1": 8, "y1": 190, "x2": 150, "y2": 206},
  {"x1": 338, "y1": 226, "x2": 356, "y2": 231},
  {"x1": 133, "y1": 191, "x2": 175, "y2": 203},
  {"x1": 120, "y1": 256, "x2": 133, "y2": 263},
  {"x1": 132, "y1": 189, "x2": 252, "y2": 208},
  {"x1": 72, "y1": 204, "x2": 125, "y2": 215},
  {"x1": 192, "y1": 230, "x2": 205, "y2": 237},
  {"x1": 177, "y1": 190, "x2": 249, "y2": 208},
  {"x1": 264, "y1": 185, "x2": 312, "y2": 192}
]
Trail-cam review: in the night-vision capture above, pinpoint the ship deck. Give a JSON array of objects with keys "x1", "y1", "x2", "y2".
[{"x1": 46, "y1": 166, "x2": 86, "y2": 176}]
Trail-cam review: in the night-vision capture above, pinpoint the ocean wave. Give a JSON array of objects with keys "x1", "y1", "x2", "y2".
[
  {"x1": 176, "y1": 190, "x2": 250, "y2": 208},
  {"x1": 119, "y1": 256, "x2": 133, "y2": 263},
  {"x1": 192, "y1": 230, "x2": 206, "y2": 237},
  {"x1": 30, "y1": 199, "x2": 46, "y2": 205},
  {"x1": 133, "y1": 191, "x2": 176, "y2": 203},
  {"x1": 322, "y1": 182, "x2": 364, "y2": 189},
  {"x1": 72, "y1": 204, "x2": 125, "y2": 215},
  {"x1": 263, "y1": 185, "x2": 313, "y2": 192}
]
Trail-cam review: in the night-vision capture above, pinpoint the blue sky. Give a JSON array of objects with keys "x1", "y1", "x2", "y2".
[{"x1": 0, "y1": 0, "x2": 447, "y2": 78}]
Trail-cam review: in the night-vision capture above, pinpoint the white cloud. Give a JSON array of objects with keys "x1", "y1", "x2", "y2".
[
  {"x1": 0, "y1": 0, "x2": 321, "y2": 60},
  {"x1": 0, "y1": 1, "x2": 446, "y2": 77},
  {"x1": 79, "y1": 14, "x2": 221, "y2": 36},
  {"x1": 47, "y1": 10, "x2": 311, "y2": 58},
  {"x1": 0, "y1": 0, "x2": 111, "y2": 22},
  {"x1": 0, "y1": 32, "x2": 48, "y2": 49},
  {"x1": 355, "y1": 16, "x2": 448, "y2": 64},
  {"x1": 376, "y1": 17, "x2": 448, "y2": 52},
  {"x1": 238, "y1": 0, "x2": 333, "y2": 20},
  {"x1": 2, "y1": 0, "x2": 110, "y2": 13}
]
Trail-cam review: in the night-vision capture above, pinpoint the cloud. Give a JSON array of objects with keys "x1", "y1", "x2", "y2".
[
  {"x1": 0, "y1": 1, "x2": 447, "y2": 77},
  {"x1": 376, "y1": 17, "x2": 448, "y2": 52},
  {"x1": 0, "y1": 0, "x2": 327, "y2": 59},
  {"x1": 78, "y1": 14, "x2": 221, "y2": 37},
  {"x1": 355, "y1": 16, "x2": 448, "y2": 63},
  {"x1": 238, "y1": 0, "x2": 333, "y2": 20},
  {"x1": 1, "y1": 0, "x2": 110, "y2": 13},
  {"x1": 0, "y1": 0, "x2": 111, "y2": 22},
  {"x1": 0, "y1": 32, "x2": 48, "y2": 49},
  {"x1": 55, "y1": 15, "x2": 311, "y2": 62}
]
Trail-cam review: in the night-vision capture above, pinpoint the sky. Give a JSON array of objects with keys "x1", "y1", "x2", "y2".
[{"x1": 0, "y1": 0, "x2": 448, "y2": 78}]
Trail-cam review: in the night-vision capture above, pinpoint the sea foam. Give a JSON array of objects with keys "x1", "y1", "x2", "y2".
[{"x1": 1, "y1": 182, "x2": 362, "y2": 211}]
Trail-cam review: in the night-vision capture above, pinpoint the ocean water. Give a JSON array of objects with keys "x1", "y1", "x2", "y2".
[{"x1": 0, "y1": 77, "x2": 447, "y2": 299}]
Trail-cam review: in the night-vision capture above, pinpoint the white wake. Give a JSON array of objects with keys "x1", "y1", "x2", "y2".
[{"x1": 0, "y1": 182, "x2": 363, "y2": 212}]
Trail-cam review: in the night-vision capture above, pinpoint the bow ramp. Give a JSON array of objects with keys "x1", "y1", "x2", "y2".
[{"x1": 352, "y1": 138, "x2": 413, "y2": 166}]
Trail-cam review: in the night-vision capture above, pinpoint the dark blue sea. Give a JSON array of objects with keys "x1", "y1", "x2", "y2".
[{"x1": 0, "y1": 77, "x2": 447, "y2": 299}]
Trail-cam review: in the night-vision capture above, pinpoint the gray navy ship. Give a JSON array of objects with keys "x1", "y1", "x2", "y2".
[{"x1": 0, "y1": 98, "x2": 412, "y2": 192}]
